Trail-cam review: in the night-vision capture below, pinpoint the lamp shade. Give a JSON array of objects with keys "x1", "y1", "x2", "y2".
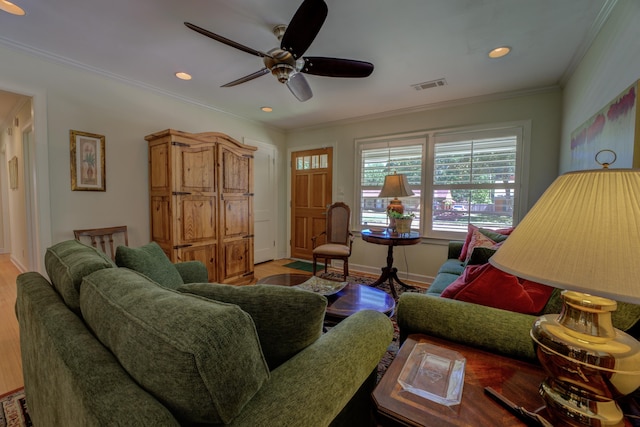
[
  {"x1": 378, "y1": 172, "x2": 414, "y2": 198},
  {"x1": 489, "y1": 168, "x2": 640, "y2": 304}
]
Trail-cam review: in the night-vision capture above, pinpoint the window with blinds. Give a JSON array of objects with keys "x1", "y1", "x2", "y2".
[
  {"x1": 357, "y1": 136, "x2": 425, "y2": 229},
  {"x1": 430, "y1": 128, "x2": 522, "y2": 237},
  {"x1": 355, "y1": 123, "x2": 525, "y2": 238}
]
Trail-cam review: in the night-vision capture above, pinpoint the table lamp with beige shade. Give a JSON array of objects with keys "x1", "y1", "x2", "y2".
[
  {"x1": 489, "y1": 162, "x2": 640, "y2": 426},
  {"x1": 378, "y1": 171, "x2": 414, "y2": 229}
]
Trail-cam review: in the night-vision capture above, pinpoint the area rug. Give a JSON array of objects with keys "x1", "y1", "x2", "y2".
[
  {"x1": 0, "y1": 388, "x2": 31, "y2": 427},
  {"x1": 283, "y1": 260, "x2": 314, "y2": 272}
]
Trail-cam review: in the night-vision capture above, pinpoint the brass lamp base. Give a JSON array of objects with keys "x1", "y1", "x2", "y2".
[
  {"x1": 531, "y1": 291, "x2": 640, "y2": 427},
  {"x1": 386, "y1": 198, "x2": 404, "y2": 230}
]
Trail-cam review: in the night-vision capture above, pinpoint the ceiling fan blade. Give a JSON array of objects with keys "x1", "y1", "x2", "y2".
[
  {"x1": 302, "y1": 57, "x2": 374, "y2": 78},
  {"x1": 286, "y1": 72, "x2": 313, "y2": 102},
  {"x1": 221, "y1": 68, "x2": 270, "y2": 87},
  {"x1": 280, "y1": 0, "x2": 327, "y2": 59},
  {"x1": 184, "y1": 22, "x2": 271, "y2": 58}
]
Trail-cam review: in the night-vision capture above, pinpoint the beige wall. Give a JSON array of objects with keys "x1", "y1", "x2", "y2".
[
  {"x1": 0, "y1": 43, "x2": 287, "y2": 272},
  {"x1": 287, "y1": 90, "x2": 562, "y2": 281},
  {"x1": 560, "y1": 0, "x2": 640, "y2": 173}
]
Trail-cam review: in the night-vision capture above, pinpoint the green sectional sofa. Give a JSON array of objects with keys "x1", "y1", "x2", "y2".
[
  {"x1": 397, "y1": 240, "x2": 640, "y2": 361},
  {"x1": 16, "y1": 240, "x2": 394, "y2": 426}
]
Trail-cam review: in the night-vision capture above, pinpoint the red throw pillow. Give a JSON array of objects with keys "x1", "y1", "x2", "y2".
[
  {"x1": 441, "y1": 263, "x2": 554, "y2": 315},
  {"x1": 441, "y1": 264, "x2": 485, "y2": 298}
]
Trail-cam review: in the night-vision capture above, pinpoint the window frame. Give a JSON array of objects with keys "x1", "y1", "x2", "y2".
[{"x1": 354, "y1": 121, "x2": 530, "y2": 239}]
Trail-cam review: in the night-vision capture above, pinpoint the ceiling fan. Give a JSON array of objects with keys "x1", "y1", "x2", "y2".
[{"x1": 184, "y1": 0, "x2": 374, "y2": 102}]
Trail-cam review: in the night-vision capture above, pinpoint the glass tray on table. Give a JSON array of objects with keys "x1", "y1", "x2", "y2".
[
  {"x1": 295, "y1": 276, "x2": 348, "y2": 296},
  {"x1": 397, "y1": 342, "x2": 466, "y2": 406}
]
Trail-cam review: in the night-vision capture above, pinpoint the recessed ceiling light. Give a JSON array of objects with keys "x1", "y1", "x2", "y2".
[
  {"x1": 0, "y1": 0, "x2": 25, "y2": 15},
  {"x1": 488, "y1": 46, "x2": 511, "y2": 59},
  {"x1": 175, "y1": 72, "x2": 192, "y2": 80},
  {"x1": 261, "y1": 106, "x2": 273, "y2": 113}
]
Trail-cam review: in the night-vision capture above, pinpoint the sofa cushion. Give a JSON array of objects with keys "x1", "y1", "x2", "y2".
[
  {"x1": 178, "y1": 283, "x2": 327, "y2": 369},
  {"x1": 79, "y1": 268, "x2": 269, "y2": 425},
  {"x1": 427, "y1": 272, "x2": 461, "y2": 295},
  {"x1": 115, "y1": 242, "x2": 184, "y2": 289},
  {"x1": 44, "y1": 239, "x2": 115, "y2": 314},
  {"x1": 437, "y1": 259, "x2": 465, "y2": 275},
  {"x1": 441, "y1": 263, "x2": 554, "y2": 315}
]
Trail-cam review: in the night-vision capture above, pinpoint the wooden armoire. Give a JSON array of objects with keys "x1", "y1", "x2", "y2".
[{"x1": 145, "y1": 129, "x2": 256, "y2": 285}]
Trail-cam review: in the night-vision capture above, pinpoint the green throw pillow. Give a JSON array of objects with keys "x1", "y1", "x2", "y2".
[
  {"x1": 465, "y1": 247, "x2": 497, "y2": 266},
  {"x1": 80, "y1": 268, "x2": 269, "y2": 424},
  {"x1": 45, "y1": 239, "x2": 115, "y2": 314},
  {"x1": 115, "y1": 242, "x2": 184, "y2": 289},
  {"x1": 178, "y1": 283, "x2": 327, "y2": 369}
]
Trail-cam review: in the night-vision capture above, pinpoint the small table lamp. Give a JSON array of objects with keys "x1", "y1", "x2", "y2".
[
  {"x1": 490, "y1": 167, "x2": 640, "y2": 426},
  {"x1": 379, "y1": 171, "x2": 414, "y2": 228}
]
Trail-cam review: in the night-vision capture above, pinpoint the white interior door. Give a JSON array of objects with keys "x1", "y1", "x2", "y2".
[{"x1": 246, "y1": 139, "x2": 277, "y2": 264}]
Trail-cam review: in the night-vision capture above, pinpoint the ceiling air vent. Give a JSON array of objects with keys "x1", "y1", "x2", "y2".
[{"x1": 411, "y1": 78, "x2": 447, "y2": 91}]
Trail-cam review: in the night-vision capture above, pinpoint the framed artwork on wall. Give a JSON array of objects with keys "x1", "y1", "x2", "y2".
[
  {"x1": 70, "y1": 130, "x2": 106, "y2": 191},
  {"x1": 8, "y1": 156, "x2": 18, "y2": 190},
  {"x1": 570, "y1": 80, "x2": 639, "y2": 171}
]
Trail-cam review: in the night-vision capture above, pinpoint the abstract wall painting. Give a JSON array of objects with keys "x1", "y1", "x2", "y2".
[{"x1": 570, "y1": 81, "x2": 639, "y2": 171}]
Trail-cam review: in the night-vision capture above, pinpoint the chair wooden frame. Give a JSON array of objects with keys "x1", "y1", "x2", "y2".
[
  {"x1": 311, "y1": 202, "x2": 354, "y2": 280},
  {"x1": 73, "y1": 225, "x2": 129, "y2": 261}
]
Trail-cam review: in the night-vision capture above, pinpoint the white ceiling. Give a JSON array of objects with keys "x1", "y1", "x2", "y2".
[{"x1": 0, "y1": 0, "x2": 613, "y2": 130}]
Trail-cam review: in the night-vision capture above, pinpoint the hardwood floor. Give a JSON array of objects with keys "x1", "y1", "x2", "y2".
[
  {"x1": 0, "y1": 256, "x2": 417, "y2": 395},
  {"x1": 0, "y1": 254, "x2": 23, "y2": 395}
]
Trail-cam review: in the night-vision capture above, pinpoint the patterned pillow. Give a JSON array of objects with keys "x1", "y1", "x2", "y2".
[
  {"x1": 464, "y1": 228, "x2": 499, "y2": 263},
  {"x1": 458, "y1": 224, "x2": 513, "y2": 261}
]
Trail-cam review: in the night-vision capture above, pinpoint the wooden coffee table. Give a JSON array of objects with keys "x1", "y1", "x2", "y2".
[
  {"x1": 256, "y1": 274, "x2": 395, "y2": 320},
  {"x1": 373, "y1": 334, "x2": 548, "y2": 426}
]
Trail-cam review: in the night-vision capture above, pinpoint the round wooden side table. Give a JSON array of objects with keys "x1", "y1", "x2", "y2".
[{"x1": 361, "y1": 229, "x2": 421, "y2": 299}]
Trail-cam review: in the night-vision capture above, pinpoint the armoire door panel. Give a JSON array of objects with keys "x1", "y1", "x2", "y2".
[
  {"x1": 150, "y1": 195, "x2": 171, "y2": 243},
  {"x1": 177, "y1": 244, "x2": 216, "y2": 282},
  {"x1": 178, "y1": 145, "x2": 216, "y2": 194},
  {"x1": 149, "y1": 143, "x2": 170, "y2": 193},
  {"x1": 220, "y1": 239, "x2": 251, "y2": 281},
  {"x1": 221, "y1": 197, "x2": 250, "y2": 238},
  {"x1": 220, "y1": 148, "x2": 251, "y2": 194},
  {"x1": 178, "y1": 197, "x2": 216, "y2": 242}
]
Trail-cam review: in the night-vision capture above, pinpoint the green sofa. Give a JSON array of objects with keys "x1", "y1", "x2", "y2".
[
  {"x1": 16, "y1": 240, "x2": 394, "y2": 426},
  {"x1": 397, "y1": 241, "x2": 640, "y2": 362}
]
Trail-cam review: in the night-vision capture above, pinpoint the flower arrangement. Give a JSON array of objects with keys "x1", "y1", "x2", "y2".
[{"x1": 387, "y1": 209, "x2": 415, "y2": 220}]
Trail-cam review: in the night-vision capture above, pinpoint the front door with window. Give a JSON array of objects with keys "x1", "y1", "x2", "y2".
[{"x1": 290, "y1": 148, "x2": 333, "y2": 260}]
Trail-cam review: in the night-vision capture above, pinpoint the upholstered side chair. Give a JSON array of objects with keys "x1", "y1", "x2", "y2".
[{"x1": 311, "y1": 202, "x2": 354, "y2": 280}]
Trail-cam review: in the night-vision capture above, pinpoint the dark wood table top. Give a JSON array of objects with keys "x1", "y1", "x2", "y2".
[
  {"x1": 325, "y1": 283, "x2": 395, "y2": 319},
  {"x1": 373, "y1": 334, "x2": 548, "y2": 427},
  {"x1": 256, "y1": 273, "x2": 395, "y2": 319},
  {"x1": 361, "y1": 229, "x2": 422, "y2": 246}
]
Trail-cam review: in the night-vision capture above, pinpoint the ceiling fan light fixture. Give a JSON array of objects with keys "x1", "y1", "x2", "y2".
[
  {"x1": 0, "y1": 0, "x2": 25, "y2": 15},
  {"x1": 488, "y1": 46, "x2": 511, "y2": 59},
  {"x1": 271, "y1": 63, "x2": 295, "y2": 83}
]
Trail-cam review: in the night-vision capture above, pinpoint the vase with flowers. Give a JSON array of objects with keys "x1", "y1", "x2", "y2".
[{"x1": 387, "y1": 210, "x2": 415, "y2": 234}]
